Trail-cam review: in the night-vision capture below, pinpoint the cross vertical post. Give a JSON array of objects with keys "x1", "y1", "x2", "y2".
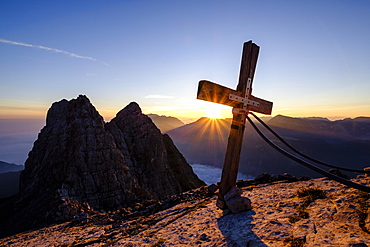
[
  {"x1": 196, "y1": 40, "x2": 272, "y2": 213},
  {"x1": 217, "y1": 41, "x2": 260, "y2": 209}
]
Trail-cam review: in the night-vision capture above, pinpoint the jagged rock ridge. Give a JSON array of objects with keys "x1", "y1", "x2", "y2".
[{"x1": 2, "y1": 95, "x2": 204, "y2": 235}]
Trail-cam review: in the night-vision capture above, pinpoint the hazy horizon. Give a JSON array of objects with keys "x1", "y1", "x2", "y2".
[
  {"x1": 0, "y1": 110, "x2": 366, "y2": 124},
  {"x1": 1, "y1": 112, "x2": 369, "y2": 165}
]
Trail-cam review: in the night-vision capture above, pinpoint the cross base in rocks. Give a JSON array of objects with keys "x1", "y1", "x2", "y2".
[{"x1": 215, "y1": 186, "x2": 252, "y2": 214}]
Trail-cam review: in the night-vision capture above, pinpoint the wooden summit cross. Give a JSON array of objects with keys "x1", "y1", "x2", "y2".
[{"x1": 196, "y1": 41, "x2": 273, "y2": 210}]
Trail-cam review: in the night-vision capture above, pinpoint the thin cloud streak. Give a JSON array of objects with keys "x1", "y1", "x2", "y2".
[{"x1": 0, "y1": 38, "x2": 110, "y2": 66}]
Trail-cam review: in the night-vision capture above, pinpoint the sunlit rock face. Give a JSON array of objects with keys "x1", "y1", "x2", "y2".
[
  {"x1": 19, "y1": 95, "x2": 204, "y2": 219},
  {"x1": 107, "y1": 102, "x2": 204, "y2": 197},
  {"x1": 20, "y1": 96, "x2": 138, "y2": 211}
]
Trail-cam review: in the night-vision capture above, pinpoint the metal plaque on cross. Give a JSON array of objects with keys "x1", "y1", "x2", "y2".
[{"x1": 196, "y1": 41, "x2": 273, "y2": 212}]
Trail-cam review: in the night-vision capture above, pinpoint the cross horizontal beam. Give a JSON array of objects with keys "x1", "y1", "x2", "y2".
[{"x1": 197, "y1": 80, "x2": 273, "y2": 115}]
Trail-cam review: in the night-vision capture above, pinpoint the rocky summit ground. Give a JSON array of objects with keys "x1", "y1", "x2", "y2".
[{"x1": 1, "y1": 175, "x2": 370, "y2": 247}]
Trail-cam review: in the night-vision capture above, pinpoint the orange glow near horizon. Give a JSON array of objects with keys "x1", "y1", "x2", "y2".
[
  {"x1": 0, "y1": 107, "x2": 47, "y2": 119},
  {"x1": 1, "y1": 106, "x2": 368, "y2": 123},
  {"x1": 1, "y1": 101, "x2": 368, "y2": 123}
]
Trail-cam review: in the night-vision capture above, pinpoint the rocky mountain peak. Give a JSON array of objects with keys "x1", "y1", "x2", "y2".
[
  {"x1": 46, "y1": 95, "x2": 101, "y2": 126},
  {"x1": 112, "y1": 101, "x2": 157, "y2": 137},
  {"x1": 116, "y1": 101, "x2": 142, "y2": 117},
  {"x1": 3, "y1": 95, "x2": 204, "y2": 236}
]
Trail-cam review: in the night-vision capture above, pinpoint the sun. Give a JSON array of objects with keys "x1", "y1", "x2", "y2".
[{"x1": 205, "y1": 104, "x2": 225, "y2": 119}]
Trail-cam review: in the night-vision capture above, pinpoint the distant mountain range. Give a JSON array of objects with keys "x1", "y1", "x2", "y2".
[
  {"x1": 0, "y1": 161, "x2": 23, "y2": 198},
  {"x1": 0, "y1": 161, "x2": 24, "y2": 174},
  {"x1": 166, "y1": 115, "x2": 370, "y2": 178},
  {"x1": 148, "y1": 114, "x2": 185, "y2": 133},
  {"x1": 268, "y1": 115, "x2": 370, "y2": 140}
]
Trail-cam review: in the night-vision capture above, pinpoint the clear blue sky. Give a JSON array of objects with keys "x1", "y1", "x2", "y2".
[{"x1": 1, "y1": 0, "x2": 369, "y2": 123}]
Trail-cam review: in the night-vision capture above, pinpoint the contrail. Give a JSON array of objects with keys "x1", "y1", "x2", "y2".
[{"x1": 0, "y1": 38, "x2": 110, "y2": 66}]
